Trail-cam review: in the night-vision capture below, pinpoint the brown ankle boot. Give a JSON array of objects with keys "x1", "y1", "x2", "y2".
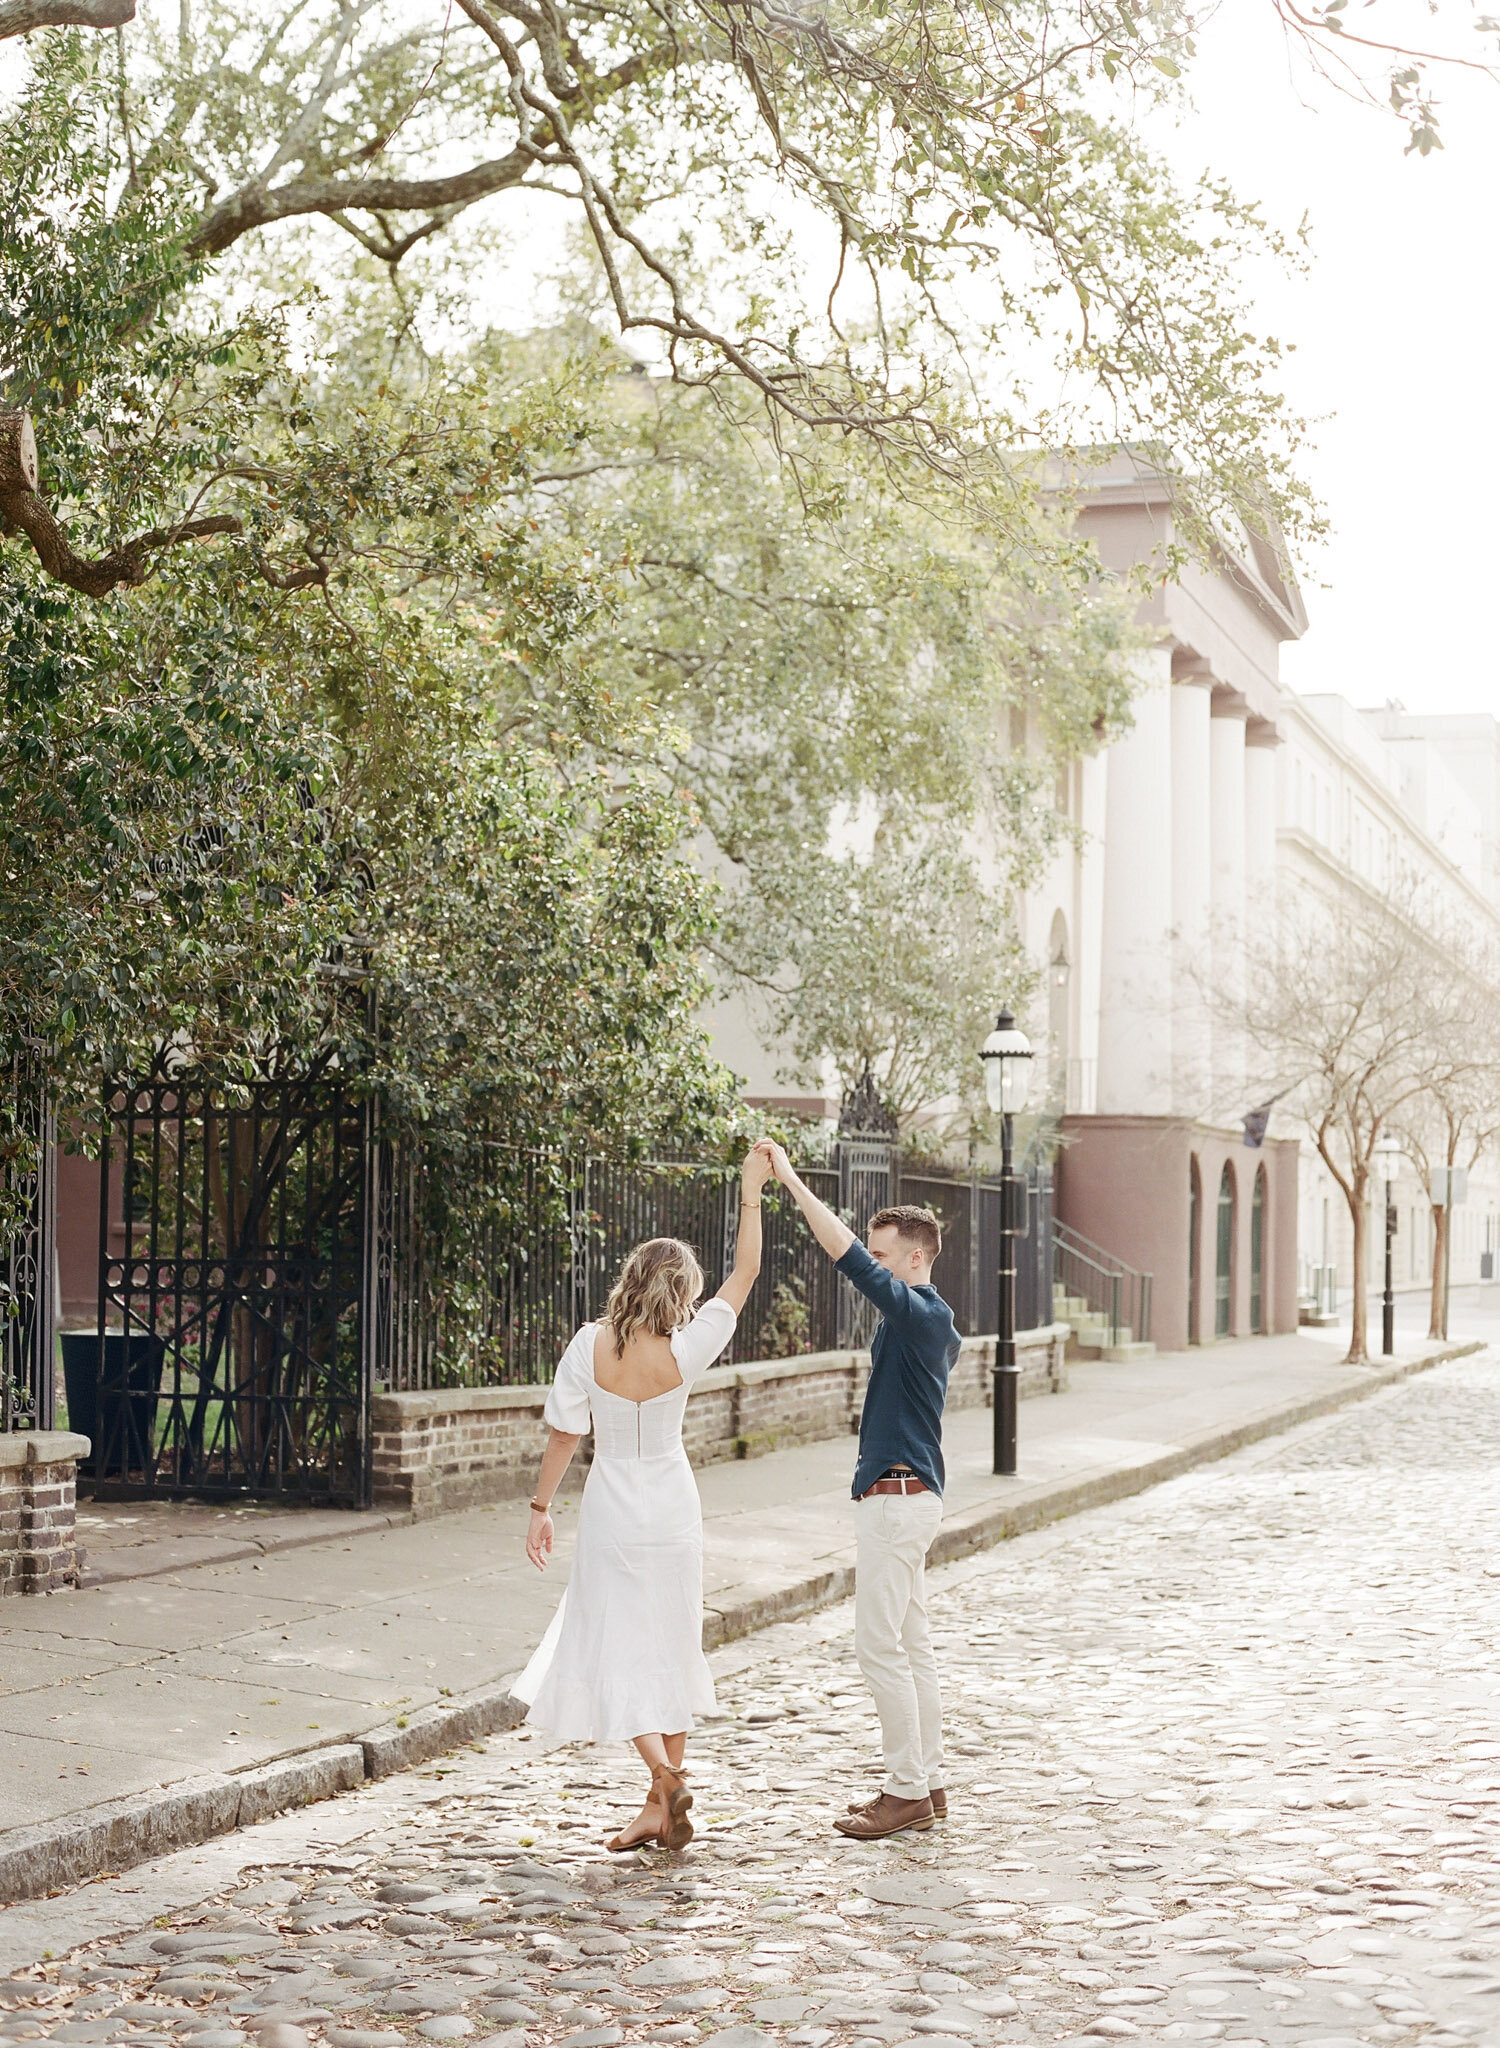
[
  {"x1": 652, "y1": 1765, "x2": 694, "y2": 1850},
  {"x1": 835, "y1": 1792, "x2": 935, "y2": 1840},
  {"x1": 849, "y1": 1785, "x2": 947, "y2": 1820}
]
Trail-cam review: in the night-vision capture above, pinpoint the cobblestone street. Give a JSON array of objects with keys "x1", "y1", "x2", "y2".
[{"x1": 9, "y1": 1356, "x2": 1500, "y2": 2048}]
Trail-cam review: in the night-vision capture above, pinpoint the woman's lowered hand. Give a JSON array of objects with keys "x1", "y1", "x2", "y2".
[{"x1": 526, "y1": 1507, "x2": 554, "y2": 1571}]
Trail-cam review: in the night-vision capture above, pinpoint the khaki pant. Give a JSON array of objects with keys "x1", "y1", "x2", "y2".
[{"x1": 853, "y1": 1490, "x2": 945, "y2": 1799}]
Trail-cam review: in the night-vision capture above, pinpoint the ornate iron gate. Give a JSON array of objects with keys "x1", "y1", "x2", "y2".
[
  {"x1": 1, "y1": 1058, "x2": 57, "y2": 1432},
  {"x1": 91, "y1": 1074, "x2": 375, "y2": 1504},
  {"x1": 834, "y1": 1069, "x2": 898, "y2": 1349}
]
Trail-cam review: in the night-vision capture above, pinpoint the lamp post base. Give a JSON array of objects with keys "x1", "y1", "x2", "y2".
[{"x1": 993, "y1": 1362, "x2": 1018, "y2": 1476}]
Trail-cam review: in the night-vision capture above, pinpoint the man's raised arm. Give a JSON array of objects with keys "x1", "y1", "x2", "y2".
[{"x1": 758, "y1": 1142, "x2": 856, "y2": 1262}]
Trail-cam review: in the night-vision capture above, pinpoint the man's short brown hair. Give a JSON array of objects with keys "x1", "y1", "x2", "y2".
[{"x1": 869, "y1": 1204, "x2": 942, "y2": 1262}]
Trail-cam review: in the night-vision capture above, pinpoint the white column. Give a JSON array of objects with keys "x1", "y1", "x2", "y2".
[
  {"x1": 1097, "y1": 650, "x2": 1174, "y2": 1115},
  {"x1": 1171, "y1": 677, "x2": 1214, "y2": 1116},
  {"x1": 1073, "y1": 749, "x2": 1108, "y2": 1116},
  {"x1": 1210, "y1": 702, "x2": 1248, "y2": 1115},
  {"x1": 1243, "y1": 725, "x2": 1279, "y2": 910}
]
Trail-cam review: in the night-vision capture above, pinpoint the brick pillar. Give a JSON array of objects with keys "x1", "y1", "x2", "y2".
[{"x1": 0, "y1": 1430, "x2": 89, "y2": 1595}]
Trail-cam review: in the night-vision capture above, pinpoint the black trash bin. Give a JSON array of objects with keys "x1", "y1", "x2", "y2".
[{"x1": 59, "y1": 1330, "x2": 164, "y2": 1478}]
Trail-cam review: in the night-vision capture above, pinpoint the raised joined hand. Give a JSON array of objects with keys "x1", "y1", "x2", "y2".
[
  {"x1": 741, "y1": 1143, "x2": 773, "y2": 1196},
  {"x1": 757, "y1": 1139, "x2": 794, "y2": 1185}
]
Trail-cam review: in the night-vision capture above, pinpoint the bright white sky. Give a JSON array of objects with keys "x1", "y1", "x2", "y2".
[{"x1": 1142, "y1": 4, "x2": 1500, "y2": 716}]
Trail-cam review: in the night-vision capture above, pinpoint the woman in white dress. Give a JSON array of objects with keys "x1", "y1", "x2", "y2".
[{"x1": 515, "y1": 1144, "x2": 770, "y2": 1851}]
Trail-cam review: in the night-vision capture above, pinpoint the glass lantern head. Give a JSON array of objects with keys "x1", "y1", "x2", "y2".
[{"x1": 981, "y1": 1010, "x2": 1033, "y2": 1116}]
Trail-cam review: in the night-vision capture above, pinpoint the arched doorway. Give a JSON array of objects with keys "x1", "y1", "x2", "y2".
[
  {"x1": 1251, "y1": 1167, "x2": 1267, "y2": 1333},
  {"x1": 1216, "y1": 1164, "x2": 1236, "y2": 1338},
  {"x1": 1188, "y1": 1157, "x2": 1202, "y2": 1345}
]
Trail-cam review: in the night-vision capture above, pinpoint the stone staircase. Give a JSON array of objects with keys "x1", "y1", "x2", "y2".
[{"x1": 1052, "y1": 1283, "x2": 1155, "y2": 1363}]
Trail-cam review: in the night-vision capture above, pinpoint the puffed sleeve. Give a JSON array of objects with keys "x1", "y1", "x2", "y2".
[
  {"x1": 543, "y1": 1325, "x2": 595, "y2": 1434},
  {"x1": 670, "y1": 1297, "x2": 738, "y2": 1384}
]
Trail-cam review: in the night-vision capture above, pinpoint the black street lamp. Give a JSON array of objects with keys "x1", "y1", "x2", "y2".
[
  {"x1": 1375, "y1": 1134, "x2": 1402, "y2": 1359},
  {"x1": 980, "y1": 1008, "x2": 1033, "y2": 1477}
]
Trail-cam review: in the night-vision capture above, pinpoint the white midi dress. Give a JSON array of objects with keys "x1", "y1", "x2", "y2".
[{"x1": 512, "y1": 1298, "x2": 737, "y2": 1743}]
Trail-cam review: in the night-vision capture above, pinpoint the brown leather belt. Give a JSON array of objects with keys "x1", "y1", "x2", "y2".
[{"x1": 860, "y1": 1472, "x2": 931, "y2": 1498}]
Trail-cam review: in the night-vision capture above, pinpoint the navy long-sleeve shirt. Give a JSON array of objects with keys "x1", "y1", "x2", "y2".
[{"x1": 837, "y1": 1240, "x2": 961, "y2": 1499}]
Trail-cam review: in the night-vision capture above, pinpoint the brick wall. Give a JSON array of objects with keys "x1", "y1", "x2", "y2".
[
  {"x1": 371, "y1": 1325, "x2": 1067, "y2": 1519},
  {"x1": 0, "y1": 1431, "x2": 89, "y2": 1596}
]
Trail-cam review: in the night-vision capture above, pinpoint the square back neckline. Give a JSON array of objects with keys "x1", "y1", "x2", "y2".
[{"x1": 587, "y1": 1320, "x2": 685, "y2": 1406}]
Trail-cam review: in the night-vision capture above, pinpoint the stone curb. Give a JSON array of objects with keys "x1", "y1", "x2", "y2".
[
  {"x1": 234, "y1": 1744, "x2": 367, "y2": 1828},
  {"x1": 0, "y1": 1686, "x2": 519, "y2": 1905},
  {"x1": 0, "y1": 1336, "x2": 1478, "y2": 1904},
  {"x1": 360, "y1": 1687, "x2": 528, "y2": 1780}
]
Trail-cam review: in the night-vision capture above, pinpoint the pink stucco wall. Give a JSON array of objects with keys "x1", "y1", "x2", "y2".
[{"x1": 1057, "y1": 1115, "x2": 1299, "y2": 1352}]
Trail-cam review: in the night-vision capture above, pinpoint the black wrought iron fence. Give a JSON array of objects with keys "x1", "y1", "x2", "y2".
[
  {"x1": 390, "y1": 1146, "x2": 851, "y2": 1389},
  {"x1": 394, "y1": 1145, "x2": 1054, "y2": 1391},
  {"x1": 900, "y1": 1163, "x2": 1053, "y2": 1342},
  {"x1": 0, "y1": 1056, "x2": 56, "y2": 1433},
  {"x1": 31, "y1": 1049, "x2": 1063, "y2": 1500}
]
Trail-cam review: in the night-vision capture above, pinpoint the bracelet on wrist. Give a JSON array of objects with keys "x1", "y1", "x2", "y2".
[
  {"x1": 530, "y1": 1499, "x2": 551, "y2": 1514},
  {"x1": 741, "y1": 1199, "x2": 761, "y2": 1210}
]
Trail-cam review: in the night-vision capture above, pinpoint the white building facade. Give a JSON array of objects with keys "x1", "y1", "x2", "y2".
[
  {"x1": 712, "y1": 456, "x2": 1500, "y2": 1343},
  {"x1": 1277, "y1": 693, "x2": 1500, "y2": 1312}
]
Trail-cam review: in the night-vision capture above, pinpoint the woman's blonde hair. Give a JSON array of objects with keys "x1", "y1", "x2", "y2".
[{"x1": 604, "y1": 1237, "x2": 704, "y2": 1350}]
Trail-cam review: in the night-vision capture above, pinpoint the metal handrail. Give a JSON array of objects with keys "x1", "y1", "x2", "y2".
[{"x1": 1053, "y1": 1220, "x2": 1153, "y2": 1347}]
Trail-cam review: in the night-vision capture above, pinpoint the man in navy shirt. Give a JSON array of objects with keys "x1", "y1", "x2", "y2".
[{"x1": 759, "y1": 1141, "x2": 961, "y2": 1840}]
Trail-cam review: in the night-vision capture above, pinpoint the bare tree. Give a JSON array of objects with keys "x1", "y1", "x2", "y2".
[
  {"x1": 1236, "y1": 886, "x2": 1442, "y2": 1365},
  {"x1": 1390, "y1": 938, "x2": 1500, "y2": 1338},
  {"x1": 1268, "y1": 0, "x2": 1500, "y2": 156}
]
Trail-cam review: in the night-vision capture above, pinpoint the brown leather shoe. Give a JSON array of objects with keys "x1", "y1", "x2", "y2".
[
  {"x1": 835, "y1": 1792, "x2": 935, "y2": 1840},
  {"x1": 849, "y1": 1786, "x2": 947, "y2": 1820}
]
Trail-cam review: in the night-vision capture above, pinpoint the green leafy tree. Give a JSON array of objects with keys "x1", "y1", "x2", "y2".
[
  {"x1": 0, "y1": 0, "x2": 1329, "y2": 567},
  {"x1": 502, "y1": 366, "x2": 1133, "y2": 1131},
  {"x1": 755, "y1": 846, "x2": 1037, "y2": 1140},
  {"x1": 0, "y1": 45, "x2": 741, "y2": 1172}
]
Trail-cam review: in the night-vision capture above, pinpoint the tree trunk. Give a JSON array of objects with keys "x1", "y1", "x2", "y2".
[
  {"x1": 0, "y1": 407, "x2": 242, "y2": 597},
  {"x1": 1429, "y1": 1202, "x2": 1448, "y2": 1340},
  {"x1": 0, "y1": 410, "x2": 38, "y2": 494},
  {"x1": 1345, "y1": 1183, "x2": 1368, "y2": 1365},
  {"x1": 0, "y1": 1, "x2": 135, "y2": 34}
]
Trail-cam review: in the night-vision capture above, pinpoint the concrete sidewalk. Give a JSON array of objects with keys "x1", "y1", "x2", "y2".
[{"x1": 0, "y1": 1323, "x2": 1483, "y2": 1897}]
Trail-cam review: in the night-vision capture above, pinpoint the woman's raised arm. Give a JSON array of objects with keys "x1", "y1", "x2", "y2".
[{"x1": 715, "y1": 1144, "x2": 770, "y2": 1314}]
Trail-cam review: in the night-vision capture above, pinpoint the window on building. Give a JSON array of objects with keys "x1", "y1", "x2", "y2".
[
  {"x1": 1216, "y1": 1164, "x2": 1235, "y2": 1339},
  {"x1": 1251, "y1": 1169, "x2": 1267, "y2": 1334}
]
